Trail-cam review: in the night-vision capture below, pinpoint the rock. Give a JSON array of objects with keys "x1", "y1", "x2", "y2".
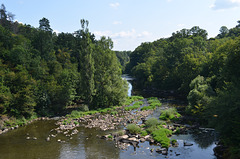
[
  {"x1": 0, "y1": 130, "x2": 2, "y2": 134},
  {"x1": 144, "y1": 135, "x2": 151, "y2": 140},
  {"x1": 57, "y1": 139, "x2": 61, "y2": 142},
  {"x1": 162, "y1": 149, "x2": 168, "y2": 155},
  {"x1": 26, "y1": 137, "x2": 30, "y2": 140},
  {"x1": 184, "y1": 142, "x2": 193, "y2": 146},
  {"x1": 213, "y1": 145, "x2": 227, "y2": 158},
  {"x1": 128, "y1": 137, "x2": 137, "y2": 141},
  {"x1": 156, "y1": 148, "x2": 162, "y2": 153},
  {"x1": 140, "y1": 138, "x2": 145, "y2": 142},
  {"x1": 46, "y1": 137, "x2": 50, "y2": 141},
  {"x1": 175, "y1": 153, "x2": 180, "y2": 156},
  {"x1": 119, "y1": 135, "x2": 129, "y2": 140},
  {"x1": 148, "y1": 139, "x2": 155, "y2": 144},
  {"x1": 3, "y1": 128, "x2": 8, "y2": 133},
  {"x1": 33, "y1": 137, "x2": 37, "y2": 140},
  {"x1": 51, "y1": 134, "x2": 57, "y2": 137}
]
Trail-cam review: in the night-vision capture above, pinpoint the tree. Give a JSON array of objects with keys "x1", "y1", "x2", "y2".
[
  {"x1": 0, "y1": 4, "x2": 14, "y2": 30},
  {"x1": 75, "y1": 19, "x2": 96, "y2": 105},
  {"x1": 32, "y1": 17, "x2": 54, "y2": 61}
]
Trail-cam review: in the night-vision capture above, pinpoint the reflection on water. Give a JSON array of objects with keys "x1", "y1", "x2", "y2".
[{"x1": 0, "y1": 76, "x2": 217, "y2": 159}]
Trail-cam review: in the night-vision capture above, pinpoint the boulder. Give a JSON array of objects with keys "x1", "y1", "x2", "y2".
[
  {"x1": 119, "y1": 135, "x2": 129, "y2": 140},
  {"x1": 128, "y1": 137, "x2": 137, "y2": 141},
  {"x1": 184, "y1": 142, "x2": 193, "y2": 146},
  {"x1": 140, "y1": 138, "x2": 145, "y2": 142}
]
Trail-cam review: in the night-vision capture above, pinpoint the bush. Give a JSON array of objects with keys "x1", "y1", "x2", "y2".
[
  {"x1": 78, "y1": 104, "x2": 89, "y2": 112},
  {"x1": 70, "y1": 110, "x2": 83, "y2": 118},
  {"x1": 141, "y1": 130, "x2": 148, "y2": 136},
  {"x1": 151, "y1": 128, "x2": 172, "y2": 148},
  {"x1": 145, "y1": 118, "x2": 160, "y2": 128},
  {"x1": 159, "y1": 108, "x2": 181, "y2": 121},
  {"x1": 126, "y1": 124, "x2": 141, "y2": 134}
]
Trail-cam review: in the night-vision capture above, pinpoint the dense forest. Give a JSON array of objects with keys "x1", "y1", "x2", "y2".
[
  {"x1": 1, "y1": 3, "x2": 240, "y2": 158},
  {"x1": 126, "y1": 22, "x2": 240, "y2": 158},
  {"x1": 0, "y1": 4, "x2": 128, "y2": 119}
]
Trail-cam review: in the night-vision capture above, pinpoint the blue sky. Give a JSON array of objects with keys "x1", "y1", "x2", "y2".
[{"x1": 1, "y1": 0, "x2": 240, "y2": 51}]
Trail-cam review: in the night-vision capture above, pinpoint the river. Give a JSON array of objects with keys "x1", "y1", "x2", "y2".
[{"x1": 0, "y1": 76, "x2": 217, "y2": 159}]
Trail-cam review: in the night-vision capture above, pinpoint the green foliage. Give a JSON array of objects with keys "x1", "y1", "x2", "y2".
[
  {"x1": 159, "y1": 108, "x2": 181, "y2": 121},
  {"x1": 123, "y1": 96, "x2": 143, "y2": 105},
  {"x1": 145, "y1": 118, "x2": 160, "y2": 128},
  {"x1": 124, "y1": 105, "x2": 140, "y2": 111},
  {"x1": 141, "y1": 130, "x2": 148, "y2": 136},
  {"x1": 108, "y1": 135, "x2": 113, "y2": 139},
  {"x1": 126, "y1": 124, "x2": 141, "y2": 134},
  {"x1": 186, "y1": 75, "x2": 214, "y2": 119},
  {"x1": 0, "y1": 8, "x2": 128, "y2": 120},
  {"x1": 151, "y1": 128, "x2": 172, "y2": 148}
]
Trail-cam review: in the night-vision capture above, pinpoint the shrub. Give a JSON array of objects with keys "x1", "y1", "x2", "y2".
[
  {"x1": 159, "y1": 108, "x2": 181, "y2": 121},
  {"x1": 70, "y1": 110, "x2": 83, "y2": 118},
  {"x1": 78, "y1": 104, "x2": 89, "y2": 112},
  {"x1": 141, "y1": 130, "x2": 148, "y2": 136},
  {"x1": 126, "y1": 124, "x2": 141, "y2": 134},
  {"x1": 145, "y1": 118, "x2": 160, "y2": 128},
  {"x1": 151, "y1": 128, "x2": 172, "y2": 148}
]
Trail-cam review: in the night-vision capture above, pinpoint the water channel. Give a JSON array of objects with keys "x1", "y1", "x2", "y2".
[{"x1": 0, "y1": 76, "x2": 217, "y2": 159}]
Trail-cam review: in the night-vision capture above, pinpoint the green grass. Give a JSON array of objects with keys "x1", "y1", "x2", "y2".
[
  {"x1": 124, "y1": 105, "x2": 140, "y2": 111},
  {"x1": 126, "y1": 124, "x2": 141, "y2": 134},
  {"x1": 141, "y1": 105, "x2": 155, "y2": 111},
  {"x1": 159, "y1": 108, "x2": 181, "y2": 121},
  {"x1": 151, "y1": 128, "x2": 172, "y2": 148},
  {"x1": 110, "y1": 111, "x2": 118, "y2": 115},
  {"x1": 123, "y1": 96, "x2": 144, "y2": 105}
]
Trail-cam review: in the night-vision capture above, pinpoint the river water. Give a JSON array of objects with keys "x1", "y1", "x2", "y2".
[{"x1": 0, "y1": 76, "x2": 217, "y2": 159}]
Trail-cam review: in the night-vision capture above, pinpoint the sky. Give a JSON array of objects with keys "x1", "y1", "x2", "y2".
[{"x1": 1, "y1": 0, "x2": 240, "y2": 51}]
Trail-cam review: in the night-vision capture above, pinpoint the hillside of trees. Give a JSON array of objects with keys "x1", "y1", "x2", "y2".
[
  {"x1": 0, "y1": 4, "x2": 128, "y2": 120},
  {"x1": 1, "y1": 3, "x2": 240, "y2": 158},
  {"x1": 126, "y1": 22, "x2": 240, "y2": 158}
]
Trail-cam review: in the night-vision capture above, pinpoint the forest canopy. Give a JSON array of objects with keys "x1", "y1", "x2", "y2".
[{"x1": 0, "y1": 4, "x2": 128, "y2": 118}]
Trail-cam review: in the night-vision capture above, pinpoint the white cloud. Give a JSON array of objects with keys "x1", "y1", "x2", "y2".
[
  {"x1": 211, "y1": 0, "x2": 240, "y2": 10},
  {"x1": 109, "y1": 2, "x2": 120, "y2": 9},
  {"x1": 113, "y1": 21, "x2": 122, "y2": 25},
  {"x1": 93, "y1": 29, "x2": 153, "y2": 50},
  {"x1": 230, "y1": 0, "x2": 240, "y2": 3}
]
